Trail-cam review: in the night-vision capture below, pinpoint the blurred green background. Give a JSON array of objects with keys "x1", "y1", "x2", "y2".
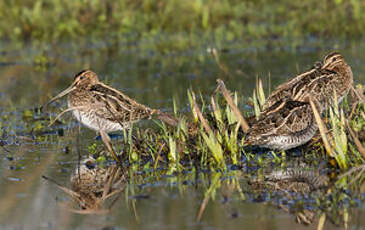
[{"x1": 1, "y1": 0, "x2": 364, "y2": 49}]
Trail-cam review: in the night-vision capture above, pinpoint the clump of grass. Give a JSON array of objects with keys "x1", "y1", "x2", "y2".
[
  {"x1": 328, "y1": 102, "x2": 349, "y2": 170},
  {"x1": 310, "y1": 87, "x2": 365, "y2": 172},
  {"x1": 188, "y1": 89, "x2": 226, "y2": 169}
]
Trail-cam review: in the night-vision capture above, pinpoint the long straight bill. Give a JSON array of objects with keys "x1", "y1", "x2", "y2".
[{"x1": 43, "y1": 85, "x2": 76, "y2": 108}]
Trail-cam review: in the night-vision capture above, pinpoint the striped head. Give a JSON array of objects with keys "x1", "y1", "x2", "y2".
[
  {"x1": 45, "y1": 70, "x2": 100, "y2": 107},
  {"x1": 321, "y1": 52, "x2": 347, "y2": 71},
  {"x1": 73, "y1": 70, "x2": 99, "y2": 89}
]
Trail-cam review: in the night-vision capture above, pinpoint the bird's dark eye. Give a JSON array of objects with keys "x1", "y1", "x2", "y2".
[
  {"x1": 332, "y1": 57, "x2": 337, "y2": 61},
  {"x1": 85, "y1": 160, "x2": 95, "y2": 170},
  {"x1": 80, "y1": 76, "x2": 84, "y2": 80}
]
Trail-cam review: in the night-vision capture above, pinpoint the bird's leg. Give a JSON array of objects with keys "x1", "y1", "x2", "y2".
[{"x1": 49, "y1": 106, "x2": 87, "y2": 127}]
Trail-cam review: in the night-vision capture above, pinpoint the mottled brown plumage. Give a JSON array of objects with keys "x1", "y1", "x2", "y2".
[
  {"x1": 70, "y1": 157, "x2": 110, "y2": 194},
  {"x1": 70, "y1": 157, "x2": 126, "y2": 210},
  {"x1": 264, "y1": 52, "x2": 353, "y2": 111},
  {"x1": 246, "y1": 52, "x2": 353, "y2": 150},
  {"x1": 246, "y1": 100, "x2": 318, "y2": 150},
  {"x1": 46, "y1": 70, "x2": 178, "y2": 132}
]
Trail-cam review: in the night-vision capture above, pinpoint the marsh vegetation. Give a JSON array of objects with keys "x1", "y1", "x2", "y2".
[{"x1": 0, "y1": 1, "x2": 364, "y2": 230}]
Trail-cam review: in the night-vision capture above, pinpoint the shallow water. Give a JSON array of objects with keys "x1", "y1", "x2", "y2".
[{"x1": 0, "y1": 39, "x2": 364, "y2": 230}]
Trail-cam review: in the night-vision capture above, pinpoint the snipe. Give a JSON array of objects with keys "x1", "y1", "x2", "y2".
[
  {"x1": 246, "y1": 52, "x2": 353, "y2": 150},
  {"x1": 45, "y1": 70, "x2": 178, "y2": 132},
  {"x1": 263, "y1": 52, "x2": 353, "y2": 111}
]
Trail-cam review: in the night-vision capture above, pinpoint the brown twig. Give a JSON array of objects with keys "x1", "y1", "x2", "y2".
[
  {"x1": 102, "y1": 167, "x2": 118, "y2": 198},
  {"x1": 154, "y1": 143, "x2": 166, "y2": 169},
  {"x1": 197, "y1": 194, "x2": 209, "y2": 222},
  {"x1": 351, "y1": 85, "x2": 365, "y2": 103},
  {"x1": 309, "y1": 97, "x2": 333, "y2": 157},
  {"x1": 347, "y1": 101, "x2": 359, "y2": 120},
  {"x1": 191, "y1": 91, "x2": 214, "y2": 135},
  {"x1": 338, "y1": 164, "x2": 365, "y2": 185},
  {"x1": 211, "y1": 48, "x2": 233, "y2": 78},
  {"x1": 217, "y1": 79, "x2": 250, "y2": 132}
]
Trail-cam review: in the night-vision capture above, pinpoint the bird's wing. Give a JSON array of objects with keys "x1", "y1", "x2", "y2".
[
  {"x1": 89, "y1": 83, "x2": 153, "y2": 123},
  {"x1": 264, "y1": 68, "x2": 319, "y2": 109},
  {"x1": 291, "y1": 69, "x2": 337, "y2": 102},
  {"x1": 248, "y1": 101, "x2": 313, "y2": 141}
]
